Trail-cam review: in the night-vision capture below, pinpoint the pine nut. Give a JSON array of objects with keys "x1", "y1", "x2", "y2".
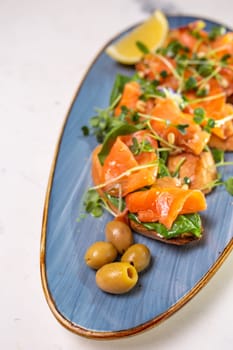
[
  {"x1": 136, "y1": 100, "x2": 146, "y2": 113},
  {"x1": 167, "y1": 132, "x2": 175, "y2": 145}
]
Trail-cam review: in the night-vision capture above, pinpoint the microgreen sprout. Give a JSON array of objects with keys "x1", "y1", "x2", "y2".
[
  {"x1": 136, "y1": 40, "x2": 150, "y2": 54},
  {"x1": 200, "y1": 176, "x2": 233, "y2": 195},
  {"x1": 193, "y1": 107, "x2": 205, "y2": 124},
  {"x1": 184, "y1": 76, "x2": 198, "y2": 91},
  {"x1": 84, "y1": 189, "x2": 118, "y2": 218},
  {"x1": 171, "y1": 157, "x2": 186, "y2": 177},
  {"x1": 146, "y1": 120, "x2": 183, "y2": 152},
  {"x1": 130, "y1": 137, "x2": 154, "y2": 155},
  {"x1": 208, "y1": 26, "x2": 226, "y2": 41},
  {"x1": 183, "y1": 176, "x2": 191, "y2": 185},
  {"x1": 84, "y1": 94, "x2": 123, "y2": 143},
  {"x1": 89, "y1": 162, "x2": 158, "y2": 191}
]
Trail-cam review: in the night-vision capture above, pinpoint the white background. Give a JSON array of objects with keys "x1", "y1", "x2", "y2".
[{"x1": 1, "y1": 0, "x2": 233, "y2": 349}]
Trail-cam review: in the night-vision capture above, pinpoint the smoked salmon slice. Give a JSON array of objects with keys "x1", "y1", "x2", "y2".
[
  {"x1": 211, "y1": 32, "x2": 233, "y2": 57},
  {"x1": 136, "y1": 54, "x2": 179, "y2": 90},
  {"x1": 167, "y1": 21, "x2": 208, "y2": 52},
  {"x1": 125, "y1": 187, "x2": 207, "y2": 229},
  {"x1": 114, "y1": 81, "x2": 141, "y2": 116},
  {"x1": 167, "y1": 151, "x2": 217, "y2": 194},
  {"x1": 88, "y1": 18, "x2": 233, "y2": 245},
  {"x1": 186, "y1": 79, "x2": 226, "y2": 116},
  {"x1": 92, "y1": 136, "x2": 158, "y2": 197},
  {"x1": 149, "y1": 98, "x2": 210, "y2": 154}
]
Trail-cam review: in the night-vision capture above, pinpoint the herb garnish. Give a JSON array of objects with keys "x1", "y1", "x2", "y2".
[
  {"x1": 98, "y1": 123, "x2": 140, "y2": 165},
  {"x1": 84, "y1": 189, "x2": 104, "y2": 217},
  {"x1": 184, "y1": 76, "x2": 198, "y2": 91},
  {"x1": 208, "y1": 26, "x2": 226, "y2": 41},
  {"x1": 129, "y1": 137, "x2": 154, "y2": 155},
  {"x1": 136, "y1": 40, "x2": 150, "y2": 54},
  {"x1": 129, "y1": 212, "x2": 202, "y2": 238},
  {"x1": 193, "y1": 107, "x2": 205, "y2": 124}
]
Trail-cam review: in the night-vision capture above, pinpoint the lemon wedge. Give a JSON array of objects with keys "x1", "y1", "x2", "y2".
[{"x1": 106, "y1": 10, "x2": 169, "y2": 65}]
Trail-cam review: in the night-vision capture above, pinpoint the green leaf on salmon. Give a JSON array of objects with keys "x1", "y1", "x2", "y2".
[
  {"x1": 98, "y1": 123, "x2": 140, "y2": 165},
  {"x1": 128, "y1": 212, "x2": 202, "y2": 239},
  {"x1": 109, "y1": 74, "x2": 132, "y2": 105}
]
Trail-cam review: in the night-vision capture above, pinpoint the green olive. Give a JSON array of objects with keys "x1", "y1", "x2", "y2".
[
  {"x1": 84, "y1": 241, "x2": 118, "y2": 270},
  {"x1": 105, "y1": 220, "x2": 134, "y2": 254},
  {"x1": 96, "y1": 262, "x2": 138, "y2": 294},
  {"x1": 121, "y1": 243, "x2": 151, "y2": 272}
]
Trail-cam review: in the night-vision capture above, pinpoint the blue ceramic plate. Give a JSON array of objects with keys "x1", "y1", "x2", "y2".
[{"x1": 40, "y1": 15, "x2": 233, "y2": 339}]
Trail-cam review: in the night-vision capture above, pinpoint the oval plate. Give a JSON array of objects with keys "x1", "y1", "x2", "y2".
[{"x1": 40, "y1": 15, "x2": 233, "y2": 339}]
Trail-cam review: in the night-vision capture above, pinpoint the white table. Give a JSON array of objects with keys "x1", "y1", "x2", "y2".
[{"x1": 1, "y1": 0, "x2": 233, "y2": 349}]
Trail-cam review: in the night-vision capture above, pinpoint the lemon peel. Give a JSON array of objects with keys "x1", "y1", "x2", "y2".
[{"x1": 106, "y1": 10, "x2": 169, "y2": 65}]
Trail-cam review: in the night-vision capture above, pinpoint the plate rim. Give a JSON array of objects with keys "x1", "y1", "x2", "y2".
[{"x1": 40, "y1": 14, "x2": 233, "y2": 340}]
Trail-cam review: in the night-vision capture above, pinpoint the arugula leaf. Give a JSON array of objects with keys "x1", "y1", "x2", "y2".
[
  {"x1": 128, "y1": 213, "x2": 202, "y2": 239},
  {"x1": 109, "y1": 74, "x2": 131, "y2": 105},
  {"x1": 171, "y1": 213, "x2": 202, "y2": 237},
  {"x1": 98, "y1": 123, "x2": 140, "y2": 165}
]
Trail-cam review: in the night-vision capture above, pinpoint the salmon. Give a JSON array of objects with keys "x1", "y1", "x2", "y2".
[
  {"x1": 120, "y1": 130, "x2": 158, "y2": 165},
  {"x1": 114, "y1": 81, "x2": 141, "y2": 117},
  {"x1": 211, "y1": 32, "x2": 233, "y2": 57},
  {"x1": 209, "y1": 133, "x2": 233, "y2": 151},
  {"x1": 88, "y1": 20, "x2": 233, "y2": 245},
  {"x1": 208, "y1": 103, "x2": 233, "y2": 139},
  {"x1": 219, "y1": 67, "x2": 233, "y2": 97},
  {"x1": 92, "y1": 144, "x2": 104, "y2": 187},
  {"x1": 186, "y1": 79, "x2": 226, "y2": 116},
  {"x1": 92, "y1": 136, "x2": 158, "y2": 197},
  {"x1": 136, "y1": 54, "x2": 179, "y2": 90},
  {"x1": 167, "y1": 21, "x2": 208, "y2": 51},
  {"x1": 152, "y1": 176, "x2": 182, "y2": 188},
  {"x1": 149, "y1": 98, "x2": 210, "y2": 154},
  {"x1": 167, "y1": 151, "x2": 217, "y2": 194},
  {"x1": 186, "y1": 84, "x2": 233, "y2": 141},
  {"x1": 125, "y1": 187, "x2": 207, "y2": 229}
]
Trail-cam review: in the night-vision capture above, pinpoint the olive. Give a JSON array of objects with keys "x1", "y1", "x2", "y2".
[
  {"x1": 121, "y1": 243, "x2": 151, "y2": 272},
  {"x1": 84, "y1": 241, "x2": 118, "y2": 270},
  {"x1": 96, "y1": 262, "x2": 138, "y2": 294},
  {"x1": 105, "y1": 220, "x2": 134, "y2": 254}
]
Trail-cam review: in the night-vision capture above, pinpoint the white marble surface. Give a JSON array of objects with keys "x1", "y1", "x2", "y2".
[{"x1": 1, "y1": 0, "x2": 233, "y2": 349}]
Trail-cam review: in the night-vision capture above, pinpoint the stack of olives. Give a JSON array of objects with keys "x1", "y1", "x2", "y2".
[{"x1": 84, "y1": 220, "x2": 151, "y2": 294}]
